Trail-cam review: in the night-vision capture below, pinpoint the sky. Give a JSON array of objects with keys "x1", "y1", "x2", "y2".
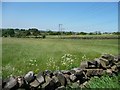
[
  {"x1": 2, "y1": 2, "x2": 118, "y2": 32},
  {"x1": 1, "y1": 0, "x2": 120, "y2": 2}
]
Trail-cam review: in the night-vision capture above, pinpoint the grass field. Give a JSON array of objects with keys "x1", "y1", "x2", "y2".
[{"x1": 2, "y1": 37, "x2": 118, "y2": 78}]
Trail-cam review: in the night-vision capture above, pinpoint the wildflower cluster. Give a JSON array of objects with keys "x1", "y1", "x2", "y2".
[
  {"x1": 46, "y1": 54, "x2": 76, "y2": 70},
  {"x1": 46, "y1": 57, "x2": 59, "y2": 70},
  {"x1": 81, "y1": 54, "x2": 89, "y2": 61},
  {"x1": 25, "y1": 59, "x2": 39, "y2": 73},
  {"x1": 28, "y1": 59, "x2": 38, "y2": 67},
  {"x1": 61, "y1": 54, "x2": 76, "y2": 69}
]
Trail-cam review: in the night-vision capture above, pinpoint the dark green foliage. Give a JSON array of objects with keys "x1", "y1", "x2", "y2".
[
  {"x1": 15, "y1": 30, "x2": 31, "y2": 38},
  {"x1": 2, "y1": 29, "x2": 8, "y2": 37},
  {"x1": 113, "y1": 32, "x2": 120, "y2": 35},
  {"x1": 77, "y1": 32, "x2": 87, "y2": 35},
  {"x1": 2, "y1": 29, "x2": 15, "y2": 37},
  {"x1": 29, "y1": 28, "x2": 40, "y2": 37},
  {"x1": 0, "y1": 29, "x2": 2, "y2": 37},
  {"x1": 42, "y1": 34, "x2": 46, "y2": 39},
  {"x1": 8, "y1": 29, "x2": 15, "y2": 37},
  {"x1": 24, "y1": 30, "x2": 31, "y2": 36}
]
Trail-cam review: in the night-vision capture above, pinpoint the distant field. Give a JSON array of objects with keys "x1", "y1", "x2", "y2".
[
  {"x1": 46, "y1": 34, "x2": 119, "y2": 39},
  {"x1": 2, "y1": 37, "x2": 118, "y2": 78}
]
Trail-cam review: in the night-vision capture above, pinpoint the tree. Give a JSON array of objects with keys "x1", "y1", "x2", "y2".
[
  {"x1": 8, "y1": 29, "x2": 15, "y2": 37},
  {"x1": 29, "y1": 28, "x2": 39, "y2": 37},
  {"x1": 80, "y1": 32, "x2": 87, "y2": 35},
  {"x1": 42, "y1": 34, "x2": 46, "y2": 39},
  {"x1": 94, "y1": 31, "x2": 101, "y2": 35},
  {"x1": 2, "y1": 29, "x2": 8, "y2": 37},
  {"x1": 112, "y1": 32, "x2": 120, "y2": 35},
  {"x1": 89, "y1": 32, "x2": 94, "y2": 35},
  {"x1": 24, "y1": 30, "x2": 31, "y2": 36}
]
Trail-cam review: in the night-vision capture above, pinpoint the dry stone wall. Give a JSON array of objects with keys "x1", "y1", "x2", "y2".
[{"x1": 2, "y1": 54, "x2": 120, "y2": 90}]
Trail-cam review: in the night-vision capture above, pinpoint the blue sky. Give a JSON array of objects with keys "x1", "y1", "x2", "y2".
[{"x1": 2, "y1": 2, "x2": 118, "y2": 32}]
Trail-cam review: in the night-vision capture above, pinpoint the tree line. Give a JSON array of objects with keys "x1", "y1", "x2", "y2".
[{"x1": 1, "y1": 28, "x2": 120, "y2": 38}]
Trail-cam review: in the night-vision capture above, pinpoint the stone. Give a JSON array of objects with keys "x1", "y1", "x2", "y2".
[
  {"x1": 36, "y1": 72, "x2": 45, "y2": 84},
  {"x1": 4, "y1": 76, "x2": 18, "y2": 89},
  {"x1": 45, "y1": 75, "x2": 52, "y2": 82},
  {"x1": 74, "y1": 71, "x2": 87, "y2": 84},
  {"x1": 55, "y1": 86, "x2": 65, "y2": 90},
  {"x1": 113, "y1": 56, "x2": 119, "y2": 63},
  {"x1": 99, "y1": 58, "x2": 109, "y2": 69},
  {"x1": 83, "y1": 81, "x2": 87, "y2": 86},
  {"x1": 113, "y1": 61, "x2": 120, "y2": 72},
  {"x1": 88, "y1": 61, "x2": 96, "y2": 65},
  {"x1": 17, "y1": 76, "x2": 30, "y2": 89},
  {"x1": 88, "y1": 65, "x2": 96, "y2": 68},
  {"x1": 80, "y1": 61, "x2": 88, "y2": 69},
  {"x1": 116, "y1": 62, "x2": 120, "y2": 72},
  {"x1": 41, "y1": 75, "x2": 52, "y2": 88},
  {"x1": 52, "y1": 76, "x2": 61, "y2": 88},
  {"x1": 44, "y1": 79, "x2": 56, "y2": 90},
  {"x1": 101, "y1": 54, "x2": 114, "y2": 61},
  {"x1": 118, "y1": 55, "x2": 120, "y2": 61},
  {"x1": 69, "y1": 69, "x2": 76, "y2": 74},
  {"x1": 30, "y1": 79, "x2": 40, "y2": 88},
  {"x1": 24, "y1": 71, "x2": 35, "y2": 83},
  {"x1": 56, "y1": 73, "x2": 67, "y2": 86},
  {"x1": 116, "y1": 61, "x2": 120, "y2": 64},
  {"x1": 85, "y1": 69, "x2": 105, "y2": 76},
  {"x1": 80, "y1": 81, "x2": 88, "y2": 88},
  {"x1": 74, "y1": 68, "x2": 83, "y2": 75},
  {"x1": 17, "y1": 88, "x2": 27, "y2": 90},
  {"x1": 88, "y1": 61, "x2": 97, "y2": 68},
  {"x1": 111, "y1": 65, "x2": 118, "y2": 72},
  {"x1": 106, "y1": 69, "x2": 112, "y2": 75},
  {"x1": 44, "y1": 70, "x2": 52, "y2": 75},
  {"x1": 71, "y1": 81, "x2": 80, "y2": 88},
  {"x1": 94, "y1": 58, "x2": 101, "y2": 68},
  {"x1": 53, "y1": 70, "x2": 61, "y2": 76},
  {"x1": 42, "y1": 74, "x2": 61, "y2": 89},
  {"x1": 44, "y1": 70, "x2": 53, "y2": 78},
  {"x1": 2, "y1": 78, "x2": 9, "y2": 88},
  {"x1": 52, "y1": 76, "x2": 59, "y2": 83},
  {"x1": 74, "y1": 69, "x2": 87, "y2": 82},
  {"x1": 83, "y1": 71, "x2": 88, "y2": 80},
  {"x1": 69, "y1": 74, "x2": 77, "y2": 82},
  {"x1": 72, "y1": 68, "x2": 81, "y2": 71},
  {"x1": 41, "y1": 82, "x2": 49, "y2": 89},
  {"x1": 70, "y1": 68, "x2": 83, "y2": 76},
  {"x1": 61, "y1": 70, "x2": 71, "y2": 75},
  {"x1": 17, "y1": 76, "x2": 25, "y2": 88},
  {"x1": 63, "y1": 74, "x2": 71, "y2": 85}
]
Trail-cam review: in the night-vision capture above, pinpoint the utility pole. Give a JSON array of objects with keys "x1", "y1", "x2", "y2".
[{"x1": 59, "y1": 24, "x2": 63, "y2": 38}]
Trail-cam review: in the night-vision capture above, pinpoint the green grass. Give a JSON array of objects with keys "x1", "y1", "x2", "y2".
[
  {"x1": 0, "y1": 38, "x2": 2, "y2": 78},
  {"x1": 86, "y1": 74, "x2": 120, "y2": 88},
  {"x1": 2, "y1": 38, "x2": 118, "y2": 78}
]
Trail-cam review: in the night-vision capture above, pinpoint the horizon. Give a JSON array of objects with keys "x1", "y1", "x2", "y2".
[
  {"x1": 2, "y1": 28, "x2": 119, "y2": 33},
  {"x1": 2, "y1": 2, "x2": 118, "y2": 32}
]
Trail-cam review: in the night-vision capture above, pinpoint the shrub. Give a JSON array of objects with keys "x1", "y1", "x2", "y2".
[{"x1": 42, "y1": 34, "x2": 46, "y2": 39}]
